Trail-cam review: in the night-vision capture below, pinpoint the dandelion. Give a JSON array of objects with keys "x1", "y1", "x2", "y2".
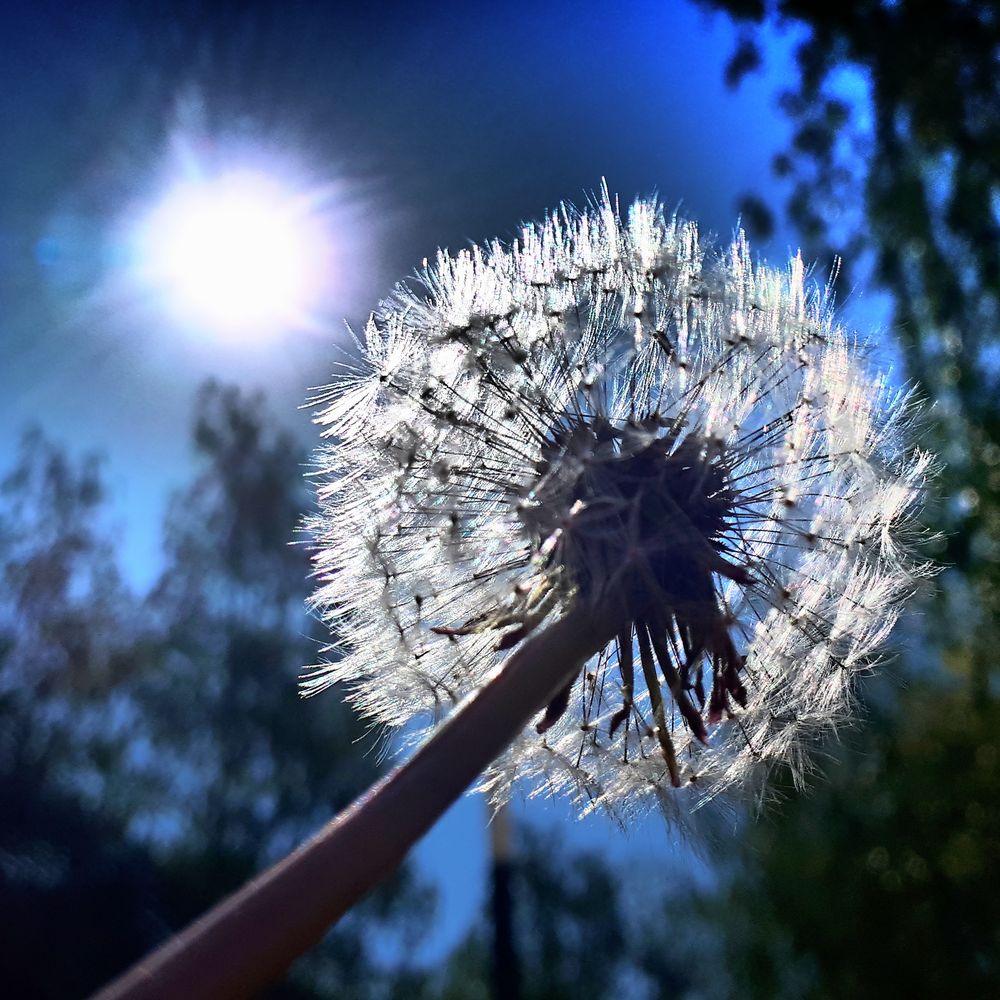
[
  {"x1": 306, "y1": 185, "x2": 932, "y2": 824},
  {"x1": 99, "y1": 188, "x2": 933, "y2": 999}
]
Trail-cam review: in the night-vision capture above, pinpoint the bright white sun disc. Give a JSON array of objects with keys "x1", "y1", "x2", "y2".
[{"x1": 140, "y1": 171, "x2": 328, "y2": 338}]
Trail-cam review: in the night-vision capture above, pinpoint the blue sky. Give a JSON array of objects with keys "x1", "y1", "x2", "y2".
[
  {"x1": 2, "y1": 0, "x2": 879, "y2": 968},
  {"x1": 2, "y1": 3, "x2": 809, "y2": 594}
]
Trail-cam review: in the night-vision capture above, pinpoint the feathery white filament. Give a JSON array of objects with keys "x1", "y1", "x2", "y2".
[{"x1": 307, "y1": 187, "x2": 931, "y2": 826}]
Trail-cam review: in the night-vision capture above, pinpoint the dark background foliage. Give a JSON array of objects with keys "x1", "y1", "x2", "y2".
[
  {"x1": 0, "y1": 388, "x2": 433, "y2": 998},
  {"x1": 683, "y1": 3, "x2": 1000, "y2": 997}
]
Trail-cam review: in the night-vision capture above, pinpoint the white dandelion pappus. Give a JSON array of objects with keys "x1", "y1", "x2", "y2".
[{"x1": 306, "y1": 188, "x2": 931, "y2": 826}]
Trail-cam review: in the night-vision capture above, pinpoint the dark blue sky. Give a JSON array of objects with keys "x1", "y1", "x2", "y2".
[{"x1": 1, "y1": 0, "x2": 829, "y2": 961}]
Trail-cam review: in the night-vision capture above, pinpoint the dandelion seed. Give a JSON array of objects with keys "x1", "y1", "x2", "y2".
[{"x1": 307, "y1": 184, "x2": 932, "y2": 825}]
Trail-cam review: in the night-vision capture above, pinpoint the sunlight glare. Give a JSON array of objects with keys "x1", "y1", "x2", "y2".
[{"x1": 140, "y1": 170, "x2": 329, "y2": 339}]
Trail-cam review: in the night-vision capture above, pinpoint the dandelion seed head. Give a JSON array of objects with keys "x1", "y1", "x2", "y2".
[{"x1": 306, "y1": 186, "x2": 932, "y2": 826}]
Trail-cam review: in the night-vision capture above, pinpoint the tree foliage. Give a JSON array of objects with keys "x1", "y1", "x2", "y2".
[
  {"x1": 699, "y1": 0, "x2": 1000, "y2": 609},
  {"x1": 0, "y1": 430, "x2": 161, "y2": 999},
  {"x1": 676, "y1": 676, "x2": 999, "y2": 999},
  {"x1": 678, "y1": 4, "x2": 1000, "y2": 996},
  {"x1": 424, "y1": 820, "x2": 697, "y2": 1000},
  {"x1": 0, "y1": 384, "x2": 431, "y2": 997}
]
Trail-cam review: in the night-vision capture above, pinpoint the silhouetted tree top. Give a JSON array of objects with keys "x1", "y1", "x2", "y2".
[
  {"x1": 0, "y1": 388, "x2": 432, "y2": 998},
  {"x1": 699, "y1": 0, "x2": 1000, "y2": 686},
  {"x1": 700, "y1": 2, "x2": 1000, "y2": 398}
]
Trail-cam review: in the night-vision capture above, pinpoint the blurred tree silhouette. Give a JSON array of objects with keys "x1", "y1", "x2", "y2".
[
  {"x1": 678, "y1": 4, "x2": 1000, "y2": 996},
  {"x1": 0, "y1": 429, "x2": 162, "y2": 999},
  {"x1": 0, "y1": 384, "x2": 432, "y2": 998},
  {"x1": 129, "y1": 381, "x2": 435, "y2": 994},
  {"x1": 689, "y1": 681, "x2": 1000, "y2": 999},
  {"x1": 698, "y1": 1, "x2": 999, "y2": 625},
  {"x1": 427, "y1": 822, "x2": 693, "y2": 1000}
]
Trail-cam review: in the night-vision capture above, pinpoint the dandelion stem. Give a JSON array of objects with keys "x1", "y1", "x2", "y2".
[{"x1": 94, "y1": 601, "x2": 619, "y2": 1000}]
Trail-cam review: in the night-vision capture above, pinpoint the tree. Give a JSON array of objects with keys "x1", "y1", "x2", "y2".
[
  {"x1": 681, "y1": 677, "x2": 1000, "y2": 999},
  {"x1": 0, "y1": 429, "x2": 168, "y2": 997},
  {"x1": 130, "y1": 382, "x2": 435, "y2": 994},
  {"x1": 698, "y1": 2, "x2": 1000, "y2": 643},
  {"x1": 429, "y1": 819, "x2": 694, "y2": 1000},
  {"x1": 0, "y1": 386, "x2": 433, "y2": 997},
  {"x1": 676, "y1": 5, "x2": 1000, "y2": 995}
]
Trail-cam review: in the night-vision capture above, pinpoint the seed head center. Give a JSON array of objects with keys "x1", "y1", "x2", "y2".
[{"x1": 525, "y1": 416, "x2": 742, "y2": 621}]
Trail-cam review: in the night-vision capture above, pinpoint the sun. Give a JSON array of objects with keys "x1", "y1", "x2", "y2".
[{"x1": 135, "y1": 168, "x2": 333, "y2": 340}]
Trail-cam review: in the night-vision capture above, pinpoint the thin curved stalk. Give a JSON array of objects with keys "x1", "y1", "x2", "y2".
[{"x1": 94, "y1": 602, "x2": 618, "y2": 1000}]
